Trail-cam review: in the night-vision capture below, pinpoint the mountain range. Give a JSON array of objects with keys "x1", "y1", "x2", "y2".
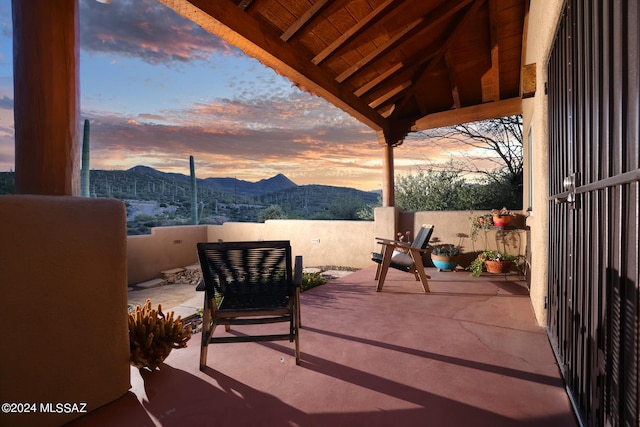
[
  {"x1": 0, "y1": 166, "x2": 380, "y2": 233},
  {"x1": 126, "y1": 166, "x2": 299, "y2": 196}
]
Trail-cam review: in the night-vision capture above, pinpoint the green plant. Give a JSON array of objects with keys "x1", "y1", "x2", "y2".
[
  {"x1": 469, "y1": 213, "x2": 492, "y2": 250},
  {"x1": 491, "y1": 207, "x2": 515, "y2": 217},
  {"x1": 300, "y1": 272, "x2": 327, "y2": 292},
  {"x1": 469, "y1": 250, "x2": 517, "y2": 277},
  {"x1": 431, "y1": 244, "x2": 460, "y2": 257},
  {"x1": 129, "y1": 299, "x2": 191, "y2": 370},
  {"x1": 394, "y1": 166, "x2": 470, "y2": 211},
  {"x1": 259, "y1": 204, "x2": 286, "y2": 222}
]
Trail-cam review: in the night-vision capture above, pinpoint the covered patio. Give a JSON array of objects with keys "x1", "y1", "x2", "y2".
[
  {"x1": 6, "y1": 0, "x2": 638, "y2": 425},
  {"x1": 71, "y1": 266, "x2": 576, "y2": 426}
]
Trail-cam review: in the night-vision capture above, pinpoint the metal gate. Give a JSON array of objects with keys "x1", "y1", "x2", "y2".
[{"x1": 547, "y1": 0, "x2": 639, "y2": 426}]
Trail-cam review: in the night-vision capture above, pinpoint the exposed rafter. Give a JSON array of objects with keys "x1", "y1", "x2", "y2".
[
  {"x1": 312, "y1": 0, "x2": 402, "y2": 66},
  {"x1": 391, "y1": 0, "x2": 487, "y2": 120},
  {"x1": 487, "y1": 0, "x2": 501, "y2": 101},
  {"x1": 162, "y1": 0, "x2": 389, "y2": 133},
  {"x1": 444, "y1": 51, "x2": 461, "y2": 108},
  {"x1": 281, "y1": 0, "x2": 332, "y2": 42},
  {"x1": 412, "y1": 97, "x2": 522, "y2": 131},
  {"x1": 158, "y1": 0, "x2": 527, "y2": 145},
  {"x1": 336, "y1": 0, "x2": 475, "y2": 84}
]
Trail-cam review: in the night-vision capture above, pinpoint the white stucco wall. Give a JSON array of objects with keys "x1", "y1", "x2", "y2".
[{"x1": 522, "y1": 0, "x2": 566, "y2": 326}]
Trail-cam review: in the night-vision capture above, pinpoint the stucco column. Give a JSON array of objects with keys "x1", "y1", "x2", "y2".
[
  {"x1": 378, "y1": 131, "x2": 395, "y2": 207},
  {"x1": 12, "y1": 0, "x2": 80, "y2": 195}
]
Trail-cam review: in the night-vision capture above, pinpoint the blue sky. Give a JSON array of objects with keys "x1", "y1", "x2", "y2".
[{"x1": 0, "y1": 0, "x2": 453, "y2": 191}]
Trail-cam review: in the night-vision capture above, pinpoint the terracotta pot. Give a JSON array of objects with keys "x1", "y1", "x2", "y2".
[
  {"x1": 431, "y1": 254, "x2": 459, "y2": 271},
  {"x1": 484, "y1": 260, "x2": 512, "y2": 274},
  {"x1": 492, "y1": 215, "x2": 512, "y2": 226}
]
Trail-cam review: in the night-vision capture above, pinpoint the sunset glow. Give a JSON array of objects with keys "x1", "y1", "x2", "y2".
[{"x1": 0, "y1": 0, "x2": 491, "y2": 191}]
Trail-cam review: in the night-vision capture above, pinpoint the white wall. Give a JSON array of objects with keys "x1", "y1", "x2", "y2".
[{"x1": 522, "y1": 0, "x2": 565, "y2": 326}]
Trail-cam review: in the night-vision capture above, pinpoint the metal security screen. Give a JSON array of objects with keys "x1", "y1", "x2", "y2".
[{"x1": 547, "y1": 0, "x2": 639, "y2": 426}]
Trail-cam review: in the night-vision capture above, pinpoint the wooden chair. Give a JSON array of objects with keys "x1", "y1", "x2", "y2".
[
  {"x1": 196, "y1": 241, "x2": 302, "y2": 370},
  {"x1": 371, "y1": 224, "x2": 434, "y2": 292}
]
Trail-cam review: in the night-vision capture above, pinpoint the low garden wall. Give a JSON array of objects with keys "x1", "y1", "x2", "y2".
[{"x1": 126, "y1": 209, "x2": 528, "y2": 285}]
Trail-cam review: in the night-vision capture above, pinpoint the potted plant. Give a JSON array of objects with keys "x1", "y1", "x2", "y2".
[
  {"x1": 491, "y1": 207, "x2": 516, "y2": 227},
  {"x1": 469, "y1": 250, "x2": 517, "y2": 277},
  {"x1": 129, "y1": 299, "x2": 192, "y2": 370},
  {"x1": 469, "y1": 213, "x2": 492, "y2": 250},
  {"x1": 430, "y1": 244, "x2": 461, "y2": 271}
]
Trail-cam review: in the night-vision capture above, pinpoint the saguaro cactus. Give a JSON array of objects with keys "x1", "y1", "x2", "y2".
[
  {"x1": 80, "y1": 119, "x2": 90, "y2": 197},
  {"x1": 190, "y1": 155, "x2": 198, "y2": 225}
]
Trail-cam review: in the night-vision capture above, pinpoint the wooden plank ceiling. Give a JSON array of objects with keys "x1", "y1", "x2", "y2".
[{"x1": 157, "y1": 0, "x2": 527, "y2": 146}]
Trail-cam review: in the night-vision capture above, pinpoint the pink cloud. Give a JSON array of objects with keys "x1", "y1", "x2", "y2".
[{"x1": 80, "y1": 0, "x2": 236, "y2": 65}]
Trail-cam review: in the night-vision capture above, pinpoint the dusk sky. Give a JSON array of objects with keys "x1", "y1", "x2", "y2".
[{"x1": 0, "y1": 0, "x2": 464, "y2": 191}]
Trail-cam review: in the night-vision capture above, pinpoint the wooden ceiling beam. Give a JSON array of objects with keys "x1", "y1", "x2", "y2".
[
  {"x1": 281, "y1": 0, "x2": 332, "y2": 42},
  {"x1": 414, "y1": 89, "x2": 429, "y2": 116},
  {"x1": 312, "y1": 0, "x2": 401, "y2": 65},
  {"x1": 158, "y1": 0, "x2": 388, "y2": 131},
  {"x1": 392, "y1": 0, "x2": 486, "y2": 119},
  {"x1": 367, "y1": 46, "x2": 449, "y2": 118},
  {"x1": 411, "y1": 97, "x2": 522, "y2": 131},
  {"x1": 336, "y1": 0, "x2": 475, "y2": 83},
  {"x1": 444, "y1": 51, "x2": 461, "y2": 108},
  {"x1": 353, "y1": 62, "x2": 404, "y2": 98},
  {"x1": 487, "y1": 0, "x2": 501, "y2": 101},
  {"x1": 335, "y1": 16, "x2": 427, "y2": 83},
  {"x1": 519, "y1": 0, "x2": 531, "y2": 96},
  {"x1": 368, "y1": 81, "x2": 412, "y2": 109},
  {"x1": 353, "y1": 36, "x2": 444, "y2": 100}
]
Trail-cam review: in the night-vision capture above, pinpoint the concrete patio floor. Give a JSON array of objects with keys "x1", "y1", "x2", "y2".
[{"x1": 71, "y1": 266, "x2": 577, "y2": 427}]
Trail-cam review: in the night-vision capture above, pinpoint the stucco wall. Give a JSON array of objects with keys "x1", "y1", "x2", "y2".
[
  {"x1": 127, "y1": 225, "x2": 208, "y2": 284},
  {"x1": 522, "y1": 0, "x2": 565, "y2": 326},
  {"x1": 126, "y1": 209, "x2": 529, "y2": 285},
  {"x1": 127, "y1": 220, "x2": 377, "y2": 285},
  {"x1": 208, "y1": 219, "x2": 377, "y2": 268},
  {"x1": 409, "y1": 210, "x2": 527, "y2": 264},
  {"x1": 0, "y1": 195, "x2": 130, "y2": 427},
  {"x1": 390, "y1": 209, "x2": 527, "y2": 268}
]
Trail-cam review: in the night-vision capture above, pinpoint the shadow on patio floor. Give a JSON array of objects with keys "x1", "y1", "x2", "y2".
[{"x1": 71, "y1": 266, "x2": 577, "y2": 427}]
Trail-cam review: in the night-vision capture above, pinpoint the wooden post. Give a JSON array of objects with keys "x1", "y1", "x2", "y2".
[
  {"x1": 378, "y1": 131, "x2": 395, "y2": 207},
  {"x1": 12, "y1": 0, "x2": 80, "y2": 195}
]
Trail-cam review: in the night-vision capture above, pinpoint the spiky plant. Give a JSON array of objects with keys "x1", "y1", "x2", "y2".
[{"x1": 128, "y1": 299, "x2": 191, "y2": 370}]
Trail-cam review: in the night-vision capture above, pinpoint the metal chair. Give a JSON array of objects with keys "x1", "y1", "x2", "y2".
[{"x1": 197, "y1": 241, "x2": 302, "y2": 370}]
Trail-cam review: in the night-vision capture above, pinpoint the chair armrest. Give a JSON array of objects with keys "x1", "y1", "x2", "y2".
[
  {"x1": 293, "y1": 255, "x2": 303, "y2": 288},
  {"x1": 375, "y1": 237, "x2": 411, "y2": 249}
]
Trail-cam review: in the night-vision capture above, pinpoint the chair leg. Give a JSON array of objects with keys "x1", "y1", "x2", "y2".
[
  {"x1": 199, "y1": 295, "x2": 213, "y2": 370},
  {"x1": 412, "y1": 256, "x2": 431, "y2": 293},
  {"x1": 296, "y1": 287, "x2": 302, "y2": 329},
  {"x1": 293, "y1": 288, "x2": 301, "y2": 364},
  {"x1": 376, "y1": 248, "x2": 394, "y2": 292},
  {"x1": 374, "y1": 262, "x2": 382, "y2": 280}
]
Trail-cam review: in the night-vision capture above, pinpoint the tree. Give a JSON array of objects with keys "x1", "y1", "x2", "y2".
[
  {"x1": 402, "y1": 115, "x2": 523, "y2": 210},
  {"x1": 417, "y1": 115, "x2": 522, "y2": 183},
  {"x1": 258, "y1": 205, "x2": 286, "y2": 222},
  {"x1": 395, "y1": 168, "x2": 469, "y2": 211},
  {"x1": 329, "y1": 196, "x2": 367, "y2": 220}
]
